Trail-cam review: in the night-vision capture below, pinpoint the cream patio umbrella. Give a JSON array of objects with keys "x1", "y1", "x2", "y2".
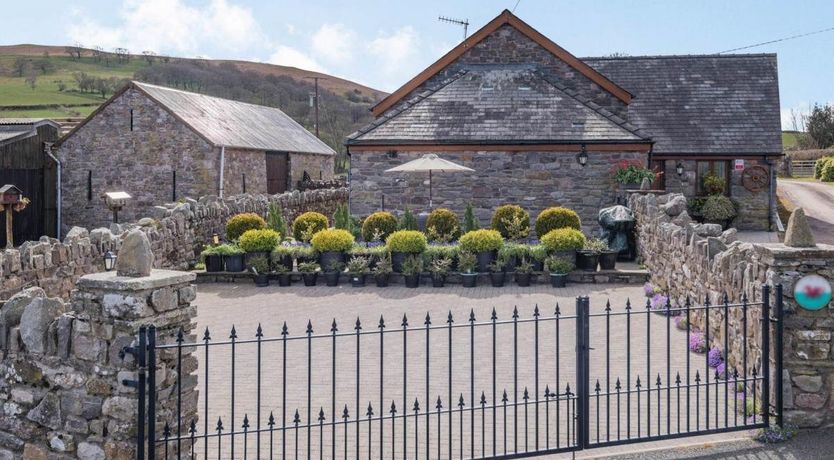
[{"x1": 385, "y1": 153, "x2": 475, "y2": 209}]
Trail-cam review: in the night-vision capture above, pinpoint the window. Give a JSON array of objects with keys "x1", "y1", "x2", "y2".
[
  {"x1": 650, "y1": 160, "x2": 666, "y2": 190},
  {"x1": 696, "y1": 160, "x2": 730, "y2": 195},
  {"x1": 87, "y1": 170, "x2": 92, "y2": 201}
]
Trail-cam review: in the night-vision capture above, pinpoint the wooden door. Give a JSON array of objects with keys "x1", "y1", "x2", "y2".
[
  {"x1": 0, "y1": 169, "x2": 44, "y2": 246},
  {"x1": 266, "y1": 152, "x2": 289, "y2": 194}
]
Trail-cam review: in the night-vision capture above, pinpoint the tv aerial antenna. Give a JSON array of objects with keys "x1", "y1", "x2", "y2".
[{"x1": 438, "y1": 16, "x2": 469, "y2": 40}]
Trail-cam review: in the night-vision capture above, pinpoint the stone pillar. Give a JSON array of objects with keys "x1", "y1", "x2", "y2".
[{"x1": 764, "y1": 244, "x2": 834, "y2": 428}]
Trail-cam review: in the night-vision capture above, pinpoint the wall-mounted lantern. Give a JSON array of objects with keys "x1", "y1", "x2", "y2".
[
  {"x1": 103, "y1": 250, "x2": 117, "y2": 271},
  {"x1": 676, "y1": 162, "x2": 685, "y2": 177},
  {"x1": 576, "y1": 145, "x2": 588, "y2": 167},
  {"x1": 104, "y1": 191, "x2": 132, "y2": 224}
]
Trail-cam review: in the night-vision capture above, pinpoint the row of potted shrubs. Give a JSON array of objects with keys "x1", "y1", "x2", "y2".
[{"x1": 201, "y1": 205, "x2": 620, "y2": 288}]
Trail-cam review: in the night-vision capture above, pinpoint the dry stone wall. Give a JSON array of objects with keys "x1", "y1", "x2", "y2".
[
  {"x1": 1, "y1": 188, "x2": 348, "y2": 302},
  {"x1": 630, "y1": 191, "x2": 834, "y2": 428}
]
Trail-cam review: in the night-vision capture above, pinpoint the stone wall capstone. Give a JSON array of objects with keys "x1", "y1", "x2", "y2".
[
  {"x1": 630, "y1": 191, "x2": 834, "y2": 428},
  {"x1": 1, "y1": 188, "x2": 348, "y2": 302}
]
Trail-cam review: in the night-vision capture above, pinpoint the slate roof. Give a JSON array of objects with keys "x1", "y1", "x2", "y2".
[
  {"x1": 583, "y1": 54, "x2": 782, "y2": 156},
  {"x1": 0, "y1": 118, "x2": 60, "y2": 147},
  {"x1": 132, "y1": 82, "x2": 335, "y2": 155},
  {"x1": 348, "y1": 66, "x2": 648, "y2": 145}
]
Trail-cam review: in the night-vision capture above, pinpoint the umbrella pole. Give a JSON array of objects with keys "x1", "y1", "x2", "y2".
[{"x1": 429, "y1": 170, "x2": 433, "y2": 209}]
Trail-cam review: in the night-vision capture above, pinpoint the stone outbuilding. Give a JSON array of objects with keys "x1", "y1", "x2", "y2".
[
  {"x1": 55, "y1": 81, "x2": 335, "y2": 231},
  {"x1": 346, "y1": 10, "x2": 782, "y2": 231}
]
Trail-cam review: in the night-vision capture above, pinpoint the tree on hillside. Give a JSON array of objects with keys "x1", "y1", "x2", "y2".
[
  {"x1": 24, "y1": 70, "x2": 37, "y2": 91},
  {"x1": 807, "y1": 103, "x2": 834, "y2": 149},
  {"x1": 113, "y1": 48, "x2": 130, "y2": 64},
  {"x1": 142, "y1": 51, "x2": 157, "y2": 65},
  {"x1": 65, "y1": 43, "x2": 83, "y2": 60},
  {"x1": 91, "y1": 46, "x2": 105, "y2": 63},
  {"x1": 12, "y1": 57, "x2": 30, "y2": 77}
]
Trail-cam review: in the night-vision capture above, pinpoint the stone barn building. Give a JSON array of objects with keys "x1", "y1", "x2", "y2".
[
  {"x1": 56, "y1": 81, "x2": 335, "y2": 231},
  {"x1": 346, "y1": 10, "x2": 782, "y2": 231}
]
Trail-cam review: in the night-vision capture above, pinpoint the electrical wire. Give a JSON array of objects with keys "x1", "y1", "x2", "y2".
[
  {"x1": 512, "y1": 0, "x2": 521, "y2": 13},
  {"x1": 718, "y1": 25, "x2": 834, "y2": 54}
]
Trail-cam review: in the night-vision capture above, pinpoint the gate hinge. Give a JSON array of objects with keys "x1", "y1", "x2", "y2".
[
  {"x1": 122, "y1": 378, "x2": 140, "y2": 388},
  {"x1": 119, "y1": 346, "x2": 139, "y2": 360}
]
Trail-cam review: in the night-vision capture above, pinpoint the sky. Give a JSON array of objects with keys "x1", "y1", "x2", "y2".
[{"x1": 2, "y1": 0, "x2": 833, "y2": 128}]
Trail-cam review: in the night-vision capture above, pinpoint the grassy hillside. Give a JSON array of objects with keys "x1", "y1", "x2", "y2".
[{"x1": 782, "y1": 131, "x2": 800, "y2": 150}]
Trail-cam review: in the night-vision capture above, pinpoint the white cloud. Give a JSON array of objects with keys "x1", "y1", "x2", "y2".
[
  {"x1": 65, "y1": 0, "x2": 264, "y2": 55},
  {"x1": 367, "y1": 26, "x2": 420, "y2": 74},
  {"x1": 312, "y1": 23, "x2": 356, "y2": 64},
  {"x1": 268, "y1": 45, "x2": 326, "y2": 72}
]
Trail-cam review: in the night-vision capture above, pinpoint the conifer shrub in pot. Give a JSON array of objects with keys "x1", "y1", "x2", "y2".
[
  {"x1": 498, "y1": 242, "x2": 527, "y2": 272},
  {"x1": 491, "y1": 204, "x2": 530, "y2": 240},
  {"x1": 425, "y1": 208, "x2": 461, "y2": 243},
  {"x1": 577, "y1": 237, "x2": 607, "y2": 272},
  {"x1": 298, "y1": 261, "x2": 320, "y2": 286},
  {"x1": 540, "y1": 228, "x2": 585, "y2": 267},
  {"x1": 361, "y1": 211, "x2": 398, "y2": 243},
  {"x1": 423, "y1": 244, "x2": 460, "y2": 272},
  {"x1": 514, "y1": 257, "x2": 534, "y2": 287},
  {"x1": 373, "y1": 254, "x2": 393, "y2": 287},
  {"x1": 311, "y1": 228, "x2": 355, "y2": 270},
  {"x1": 226, "y1": 212, "x2": 267, "y2": 241},
  {"x1": 386, "y1": 230, "x2": 428, "y2": 272},
  {"x1": 274, "y1": 264, "x2": 292, "y2": 287},
  {"x1": 249, "y1": 255, "x2": 270, "y2": 287},
  {"x1": 535, "y1": 207, "x2": 581, "y2": 239},
  {"x1": 489, "y1": 256, "x2": 507, "y2": 287},
  {"x1": 346, "y1": 256, "x2": 369, "y2": 287},
  {"x1": 323, "y1": 260, "x2": 344, "y2": 287},
  {"x1": 459, "y1": 229, "x2": 503, "y2": 273},
  {"x1": 458, "y1": 251, "x2": 478, "y2": 288},
  {"x1": 271, "y1": 244, "x2": 295, "y2": 272},
  {"x1": 215, "y1": 244, "x2": 245, "y2": 272},
  {"x1": 528, "y1": 245, "x2": 548, "y2": 272},
  {"x1": 545, "y1": 255, "x2": 573, "y2": 288},
  {"x1": 200, "y1": 245, "x2": 225, "y2": 272},
  {"x1": 429, "y1": 257, "x2": 452, "y2": 288},
  {"x1": 292, "y1": 245, "x2": 317, "y2": 265},
  {"x1": 401, "y1": 255, "x2": 423, "y2": 288},
  {"x1": 292, "y1": 211, "x2": 329, "y2": 242},
  {"x1": 239, "y1": 229, "x2": 281, "y2": 270}
]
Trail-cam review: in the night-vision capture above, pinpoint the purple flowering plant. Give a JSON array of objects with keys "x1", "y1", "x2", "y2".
[
  {"x1": 689, "y1": 332, "x2": 707, "y2": 353},
  {"x1": 708, "y1": 347, "x2": 724, "y2": 368}
]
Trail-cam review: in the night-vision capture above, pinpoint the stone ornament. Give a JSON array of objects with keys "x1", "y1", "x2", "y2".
[
  {"x1": 115, "y1": 229, "x2": 154, "y2": 277},
  {"x1": 784, "y1": 208, "x2": 816, "y2": 248},
  {"x1": 741, "y1": 165, "x2": 769, "y2": 193}
]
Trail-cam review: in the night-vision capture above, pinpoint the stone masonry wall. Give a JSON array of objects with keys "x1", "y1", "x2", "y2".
[
  {"x1": 0, "y1": 188, "x2": 348, "y2": 302},
  {"x1": 0, "y1": 270, "x2": 197, "y2": 460},
  {"x1": 291, "y1": 153, "x2": 335, "y2": 189},
  {"x1": 350, "y1": 149, "x2": 643, "y2": 233},
  {"x1": 222, "y1": 149, "x2": 266, "y2": 196},
  {"x1": 630, "y1": 191, "x2": 834, "y2": 428}
]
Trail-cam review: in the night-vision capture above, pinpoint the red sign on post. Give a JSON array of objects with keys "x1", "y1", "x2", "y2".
[{"x1": 734, "y1": 159, "x2": 745, "y2": 171}]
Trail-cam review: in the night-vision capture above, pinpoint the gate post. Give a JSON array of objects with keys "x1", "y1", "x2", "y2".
[
  {"x1": 575, "y1": 296, "x2": 590, "y2": 449},
  {"x1": 774, "y1": 284, "x2": 784, "y2": 428},
  {"x1": 761, "y1": 285, "x2": 771, "y2": 428}
]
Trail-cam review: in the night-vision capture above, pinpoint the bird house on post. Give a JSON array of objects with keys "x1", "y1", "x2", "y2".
[
  {"x1": 1, "y1": 184, "x2": 26, "y2": 249},
  {"x1": 0, "y1": 184, "x2": 22, "y2": 205},
  {"x1": 104, "y1": 191, "x2": 131, "y2": 224}
]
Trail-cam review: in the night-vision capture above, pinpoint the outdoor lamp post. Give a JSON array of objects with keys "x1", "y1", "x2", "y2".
[
  {"x1": 577, "y1": 145, "x2": 588, "y2": 167},
  {"x1": 103, "y1": 250, "x2": 116, "y2": 271},
  {"x1": 676, "y1": 162, "x2": 685, "y2": 177},
  {"x1": 104, "y1": 191, "x2": 132, "y2": 224}
]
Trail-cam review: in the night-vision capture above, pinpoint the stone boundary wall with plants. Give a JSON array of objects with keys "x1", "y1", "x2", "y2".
[
  {"x1": 630, "y1": 191, "x2": 834, "y2": 428},
  {"x1": 0, "y1": 188, "x2": 348, "y2": 301}
]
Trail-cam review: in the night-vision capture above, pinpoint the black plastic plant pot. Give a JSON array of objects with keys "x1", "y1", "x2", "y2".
[
  {"x1": 319, "y1": 251, "x2": 346, "y2": 272},
  {"x1": 550, "y1": 273, "x2": 567, "y2": 288},
  {"x1": 575, "y1": 251, "x2": 599, "y2": 272},
  {"x1": 476, "y1": 251, "x2": 496, "y2": 273},
  {"x1": 324, "y1": 272, "x2": 340, "y2": 287},
  {"x1": 404, "y1": 274, "x2": 420, "y2": 288},
  {"x1": 223, "y1": 254, "x2": 245, "y2": 272},
  {"x1": 302, "y1": 272, "x2": 318, "y2": 286},
  {"x1": 254, "y1": 273, "x2": 269, "y2": 287},
  {"x1": 490, "y1": 271, "x2": 506, "y2": 288},
  {"x1": 350, "y1": 274, "x2": 366, "y2": 287},
  {"x1": 391, "y1": 252, "x2": 408, "y2": 273},
  {"x1": 515, "y1": 272, "x2": 532, "y2": 287},
  {"x1": 273, "y1": 255, "x2": 294, "y2": 272},
  {"x1": 503, "y1": 256, "x2": 519, "y2": 272},
  {"x1": 598, "y1": 251, "x2": 618, "y2": 270},
  {"x1": 461, "y1": 273, "x2": 478, "y2": 288},
  {"x1": 532, "y1": 260, "x2": 544, "y2": 272},
  {"x1": 431, "y1": 274, "x2": 445, "y2": 288},
  {"x1": 204, "y1": 255, "x2": 223, "y2": 272},
  {"x1": 375, "y1": 273, "x2": 390, "y2": 287},
  {"x1": 277, "y1": 273, "x2": 292, "y2": 287}
]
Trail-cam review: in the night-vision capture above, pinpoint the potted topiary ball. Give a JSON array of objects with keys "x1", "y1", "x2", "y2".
[
  {"x1": 226, "y1": 212, "x2": 267, "y2": 241},
  {"x1": 540, "y1": 228, "x2": 586, "y2": 267},
  {"x1": 274, "y1": 263, "x2": 292, "y2": 287},
  {"x1": 361, "y1": 211, "x2": 399, "y2": 243},
  {"x1": 346, "y1": 256, "x2": 369, "y2": 287},
  {"x1": 200, "y1": 245, "x2": 224, "y2": 272},
  {"x1": 298, "y1": 261, "x2": 320, "y2": 286},
  {"x1": 425, "y1": 208, "x2": 461, "y2": 243},
  {"x1": 534, "y1": 207, "x2": 581, "y2": 239},
  {"x1": 292, "y1": 211, "x2": 329, "y2": 243},
  {"x1": 386, "y1": 230, "x2": 428, "y2": 272},
  {"x1": 459, "y1": 229, "x2": 504, "y2": 273},
  {"x1": 372, "y1": 254, "x2": 393, "y2": 287},
  {"x1": 311, "y1": 228, "x2": 355, "y2": 271},
  {"x1": 429, "y1": 257, "x2": 452, "y2": 288},
  {"x1": 577, "y1": 237, "x2": 607, "y2": 272},
  {"x1": 488, "y1": 256, "x2": 507, "y2": 287},
  {"x1": 249, "y1": 255, "x2": 270, "y2": 287},
  {"x1": 239, "y1": 229, "x2": 281, "y2": 270},
  {"x1": 457, "y1": 251, "x2": 478, "y2": 288},
  {"x1": 491, "y1": 204, "x2": 531, "y2": 241},
  {"x1": 702, "y1": 195, "x2": 737, "y2": 230},
  {"x1": 515, "y1": 257, "x2": 534, "y2": 287},
  {"x1": 545, "y1": 255, "x2": 573, "y2": 288},
  {"x1": 401, "y1": 255, "x2": 423, "y2": 288}
]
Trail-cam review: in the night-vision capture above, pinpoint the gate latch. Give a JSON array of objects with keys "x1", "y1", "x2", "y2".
[{"x1": 119, "y1": 345, "x2": 139, "y2": 361}]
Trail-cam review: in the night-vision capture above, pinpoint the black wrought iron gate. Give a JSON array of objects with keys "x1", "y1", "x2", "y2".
[{"x1": 133, "y1": 285, "x2": 783, "y2": 459}]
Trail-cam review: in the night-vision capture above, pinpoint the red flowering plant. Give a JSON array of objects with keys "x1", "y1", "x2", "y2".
[{"x1": 610, "y1": 159, "x2": 661, "y2": 186}]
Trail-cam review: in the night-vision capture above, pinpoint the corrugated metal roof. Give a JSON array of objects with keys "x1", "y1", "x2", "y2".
[
  {"x1": 0, "y1": 118, "x2": 46, "y2": 125},
  {"x1": 134, "y1": 81, "x2": 335, "y2": 155},
  {"x1": 0, "y1": 129, "x2": 33, "y2": 144}
]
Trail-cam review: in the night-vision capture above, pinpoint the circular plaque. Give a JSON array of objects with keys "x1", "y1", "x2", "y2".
[
  {"x1": 794, "y1": 275, "x2": 832, "y2": 311},
  {"x1": 742, "y1": 165, "x2": 769, "y2": 192}
]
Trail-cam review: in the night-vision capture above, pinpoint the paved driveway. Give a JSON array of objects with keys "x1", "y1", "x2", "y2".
[
  {"x1": 185, "y1": 283, "x2": 758, "y2": 459},
  {"x1": 779, "y1": 179, "x2": 834, "y2": 244}
]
